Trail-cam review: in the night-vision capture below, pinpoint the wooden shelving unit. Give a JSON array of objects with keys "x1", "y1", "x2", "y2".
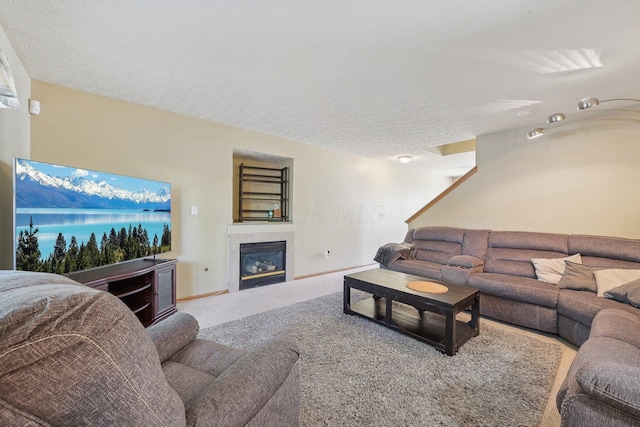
[
  {"x1": 67, "y1": 258, "x2": 177, "y2": 327},
  {"x1": 238, "y1": 163, "x2": 289, "y2": 222}
]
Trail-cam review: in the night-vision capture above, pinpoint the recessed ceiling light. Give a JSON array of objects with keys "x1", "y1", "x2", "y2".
[{"x1": 398, "y1": 155, "x2": 413, "y2": 163}]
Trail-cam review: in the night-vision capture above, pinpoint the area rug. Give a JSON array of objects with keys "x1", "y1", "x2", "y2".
[{"x1": 198, "y1": 291, "x2": 563, "y2": 426}]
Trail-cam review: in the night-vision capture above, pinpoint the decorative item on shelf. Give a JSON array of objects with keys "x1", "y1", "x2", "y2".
[
  {"x1": 526, "y1": 97, "x2": 640, "y2": 140},
  {"x1": 398, "y1": 155, "x2": 413, "y2": 163}
]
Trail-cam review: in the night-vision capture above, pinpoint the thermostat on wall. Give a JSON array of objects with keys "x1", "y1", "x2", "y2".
[{"x1": 28, "y1": 99, "x2": 41, "y2": 115}]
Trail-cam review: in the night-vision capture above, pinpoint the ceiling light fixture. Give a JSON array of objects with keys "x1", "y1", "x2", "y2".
[
  {"x1": 577, "y1": 97, "x2": 640, "y2": 110},
  {"x1": 527, "y1": 128, "x2": 547, "y2": 139},
  {"x1": 527, "y1": 97, "x2": 640, "y2": 140},
  {"x1": 398, "y1": 155, "x2": 413, "y2": 164},
  {"x1": 546, "y1": 113, "x2": 566, "y2": 124}
]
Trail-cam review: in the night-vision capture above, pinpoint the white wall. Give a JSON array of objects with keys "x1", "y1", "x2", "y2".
[
  {"x1": 30, "y1": 81, "x2": 451, "y2": 298},
  {"x1": 410, "y1": 120, "x2": 640, "y2": 239},
  {"x1": 0, "y1": 24, "x2": 30, "y2": 269}
]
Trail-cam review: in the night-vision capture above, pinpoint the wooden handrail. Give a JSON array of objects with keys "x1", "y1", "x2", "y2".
[{"x1": 405, "y1": 166, "x2": 478, "y2": 224}]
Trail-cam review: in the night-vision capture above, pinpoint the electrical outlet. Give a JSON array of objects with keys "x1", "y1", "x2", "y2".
[{"x1": 324, "y1": 250, "x2": 330, "y2": 259}]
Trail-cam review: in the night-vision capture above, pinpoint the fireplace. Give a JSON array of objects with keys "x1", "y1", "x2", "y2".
[{"x1": 239, "y1": 241, "x2": 286, "y2": 290}]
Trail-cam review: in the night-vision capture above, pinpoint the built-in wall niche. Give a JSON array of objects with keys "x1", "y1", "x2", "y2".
[{"x1": 232, "y1": 150, "x2": 293, "y2": 223}]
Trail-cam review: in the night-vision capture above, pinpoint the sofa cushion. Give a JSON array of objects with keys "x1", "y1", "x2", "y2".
[
  {"x1": 413, "y1": 240, "x2": 461, "y2": 264},
  {"x1": 480, "y1": 293, "x2": 558, "y2": 333},
  {"x1": 390, "y1": 259, "x2": 442, "y2": 280},
  {"x1": 485, "y1": 248, "x2": 567, "y2": 278},
  {"x1": 557, "y1": 315, "x2": 591, "y2": 347},
  {"x1": 163, "y1": 361, "x2": 216, "y2": 407},
  {"x1": 148, "y1": 312, "x2": 200, "y2": 363},
  {"x1": 557, "y1": 261, "x2": 602, "y2": 293},
  {"x1": 557, "y1": 289, "x2": 640, "y2": 328},
  {"x1": 0, "y1": 272, "x2": 186, "y2": 427},
  {"x1": 531, "y1": 253, "x2": 582, "y2": 284},
  {"x1": 577, "y1": 361, "x2": 640, "y2": 420},
  {"x1": 594, "y1": 269, "x2": 640, "y2": 297},
  {"x1": 169, "y1": 339, "x2": 247, "y2": 378},
  {"x1": 409, "y1": 227, "x2": 464, "y2": 265},
  {"x1": 557, "y1": 336, "x2": 640, "y2": 413},
  {"x1": 569, "y1": 234, "x2": 640, "y2": 264},
  {"x1": 489, "y1": 230, "x2": 569, "y2": 252},
  {"x1": 484, "y1": 231, "x2": 569, "y2": 278},
  {"x1": 412, "y1": 226, "x2": 464, "y2": 243},
  {"x1": 589, "y1": 309, "x2": 640, "y2": 348},
  {"x1": 604, "y1": 278, "x2": 640, "y2": 309},
  {"x1": 467, "y1": 273, "x2": 559, "y2": 308},
  {"x1": 185, "y1": 338, "x2": 300, "y2": 427},
  {"x1": 461, "y1": 229, "x2": 490, "y2": 259}
]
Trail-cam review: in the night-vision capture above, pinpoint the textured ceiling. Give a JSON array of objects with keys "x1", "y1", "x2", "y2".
[{"x1": 1, "y1": 0, "x2": 640, "y2": 176}]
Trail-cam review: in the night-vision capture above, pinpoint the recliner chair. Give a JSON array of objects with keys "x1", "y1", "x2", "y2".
[{"x1": 0, "y1": 271, "x2": 300, "y2": 426}]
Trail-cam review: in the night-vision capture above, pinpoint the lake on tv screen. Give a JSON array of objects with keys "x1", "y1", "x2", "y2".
[{"x1": 16, "y1": 208, "x2": 171, "y2": 260}]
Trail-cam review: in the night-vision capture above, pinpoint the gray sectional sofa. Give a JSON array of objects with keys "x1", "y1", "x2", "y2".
[
  {"x1": 379, "y1": 226, "x2": 640, "y2": 345},
  {"x1": 556, "y1": 309, "x2": 640, "y2": 426},
  {"x1": 377, "y1": 226, "x2": 640, "y2": 426}
]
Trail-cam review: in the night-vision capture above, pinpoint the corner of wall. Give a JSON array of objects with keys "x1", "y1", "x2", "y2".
[{"x1": 0, "y1": 23, "x2": 31, "y2": 268}]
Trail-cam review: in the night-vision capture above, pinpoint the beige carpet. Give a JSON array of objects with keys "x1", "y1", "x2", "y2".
[
  {"x1": 199, "y1": 291, "x2": 572, "y2": 426},
  {"x1": 524, "y1": 325, "x2": 577, "y2": 427}
]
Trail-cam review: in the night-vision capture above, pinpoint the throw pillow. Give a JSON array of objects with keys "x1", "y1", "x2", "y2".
[
  {"x1": 604, "y1": 278, "x2": 640, "y2": 308},
  {"x1": 531, "y1": 253, "x2": 582, "y2": 284},
  {"x1": 594, "y1": 269, "x2": 640, "y2": 297},
  {"x1": 557, "y1": 261, "x2": 600, "y2": 292}
]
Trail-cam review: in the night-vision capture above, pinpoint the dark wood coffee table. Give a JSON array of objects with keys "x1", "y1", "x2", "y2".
[{"x1": 344, "y1": 268, "x2": 480, "y2": 356}]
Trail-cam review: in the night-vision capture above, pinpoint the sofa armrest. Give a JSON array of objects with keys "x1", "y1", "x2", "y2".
[
  {"x1": 374, "y1": 242, "x2": 414, "y2": 269},
  {"x1": 186, "y1": 337, "x2": 300, "y2": 426},
  {"x1": 441, "y1": 263, "x2": 484, "y2": 286},
  {"x1": 447, "y1": 255, "x2": 484, "y2": 268},
  {"x1": 147, "y1": 312, "x2": 199, "y2": 363},
  {"x1": 577, "y1": 362, "x2": 640, "y2": 419}
]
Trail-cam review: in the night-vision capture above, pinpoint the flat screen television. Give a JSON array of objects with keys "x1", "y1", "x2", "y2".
[{"x1": 13, "y1": 158, "x2": 171, "y2": 274}]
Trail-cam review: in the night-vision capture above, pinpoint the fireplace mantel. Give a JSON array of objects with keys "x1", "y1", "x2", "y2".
[{"x1": 228, "y1": 227, "x2": 294, "y2": 292}]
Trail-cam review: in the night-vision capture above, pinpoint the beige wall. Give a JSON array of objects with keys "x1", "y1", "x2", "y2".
[
  {"x1": 0, "y1": 25, "x2": 30, "y2": 269},
  {"x1": 410, "y1": 121, "x2": 640, "y2": 238},
  {"x1": 30, "y1": 80, "x2": 451, "y2": 297}
]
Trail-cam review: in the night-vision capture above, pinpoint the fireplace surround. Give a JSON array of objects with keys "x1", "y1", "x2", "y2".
[
  {"x1": 228, "y1": 230, "x2": 294, "y2": 292},
  {"x1": 239, "y1": 240, "x2": 286, "y2": 290}
]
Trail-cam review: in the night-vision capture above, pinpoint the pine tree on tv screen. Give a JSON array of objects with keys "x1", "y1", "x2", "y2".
[{"x1": 14, "y1": 158, "x2": 171, "y2": 274}]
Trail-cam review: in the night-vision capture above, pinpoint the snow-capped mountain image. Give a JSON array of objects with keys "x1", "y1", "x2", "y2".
[{"x1": 15, "y1": 158, "x2": 171, "y2": 211}]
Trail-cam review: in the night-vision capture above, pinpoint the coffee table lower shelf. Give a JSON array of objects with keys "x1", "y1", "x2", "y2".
[{"x1": 347, "y1": 297, "x2": 476, "y2": 354}]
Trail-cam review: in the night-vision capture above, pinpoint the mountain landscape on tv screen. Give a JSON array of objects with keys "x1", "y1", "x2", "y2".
[
  {"x1": 15, "y1": 159, "x2": 171, "y2": 211},
  {"x1": 14, "y1": 159, "x2": 172, "y2": 274}
]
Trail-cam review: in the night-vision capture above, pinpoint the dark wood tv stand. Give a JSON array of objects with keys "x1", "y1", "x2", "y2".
[{"x1": 67, "y1": 258, "x2": 177, "y2": 327}]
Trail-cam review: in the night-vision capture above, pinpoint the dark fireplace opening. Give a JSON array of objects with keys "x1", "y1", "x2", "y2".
[{"x1": 240, "y1": 241, "x2": 286, "y2": 290}]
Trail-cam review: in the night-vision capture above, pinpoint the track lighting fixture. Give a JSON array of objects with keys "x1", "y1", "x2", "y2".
[{"x1": 527, "y1": 97, "x2": 640, "y2": 140}]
